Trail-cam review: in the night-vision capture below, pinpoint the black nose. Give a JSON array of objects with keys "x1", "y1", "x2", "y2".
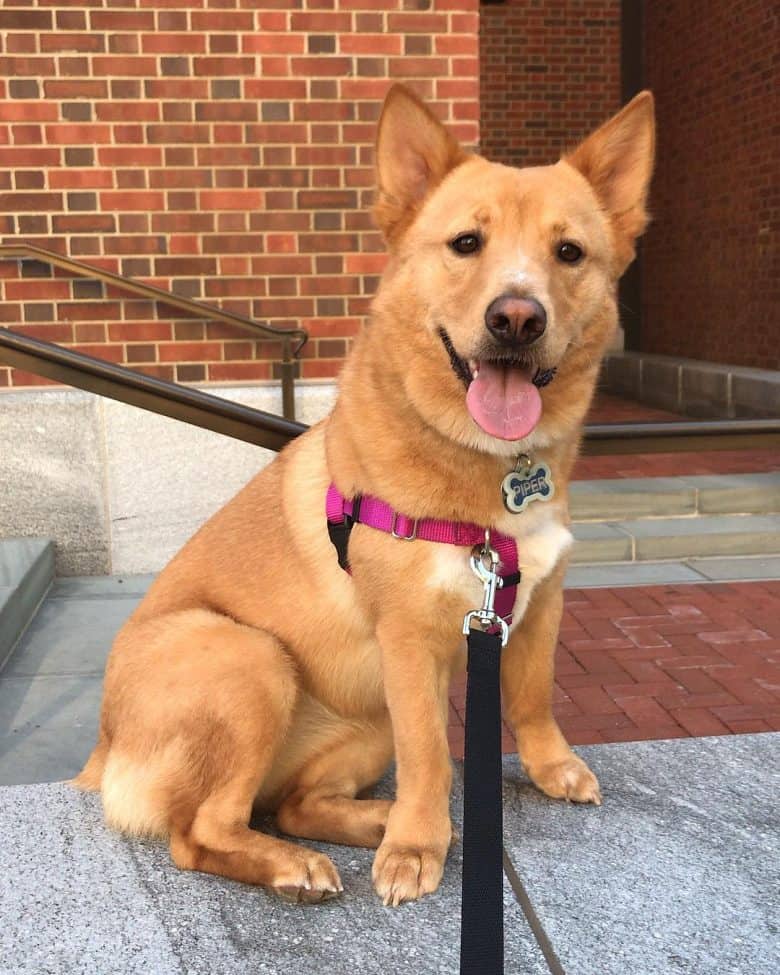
[{"x1": 485, "y1": 294, "x2": 547, "y2": 347}]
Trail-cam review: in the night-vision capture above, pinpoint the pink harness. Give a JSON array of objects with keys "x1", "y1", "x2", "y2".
[{"x1": 326, "y1": 483, "x2": 520, "y2": 624}]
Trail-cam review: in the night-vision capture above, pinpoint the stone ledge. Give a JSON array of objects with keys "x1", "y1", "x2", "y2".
[
  {"x1": 603, "y1": 351, "x2": 780, "y2": 418},
  {"x1": 570, "y1": 472, "x2": 780, "y2": 521},
  {"x1": 0, "y1": 537, "x2": 54, "y2": 671}
]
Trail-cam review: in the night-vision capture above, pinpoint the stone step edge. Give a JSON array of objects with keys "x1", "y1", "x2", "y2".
[
  {"x1": 570, "y1": 473, "x2": 779, "y2": 521},
  {"x1": 565, "y1": 555, "x2": 780, "y2": 588},
  {"x1": 571, "y1": 514, "x2": 779, "y2": 564},
  {"x1": 0, "y1": 538, "x2": 55, "y2": 673}
]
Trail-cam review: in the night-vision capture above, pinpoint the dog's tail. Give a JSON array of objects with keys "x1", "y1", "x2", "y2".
[{"x1": 71, "y1": 738, "x2": 108, "y2": 792}]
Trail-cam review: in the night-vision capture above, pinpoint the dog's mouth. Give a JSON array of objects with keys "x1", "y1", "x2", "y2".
[{"x1": 438, "y1": 327, "x2": 556, "y2": 442}]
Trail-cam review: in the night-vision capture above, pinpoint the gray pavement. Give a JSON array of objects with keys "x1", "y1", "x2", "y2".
[
  {"x1": 0, "y1": 737, "x2": 777, "y2": 974},
  {"x1": 2, "y1": 559, "x2": 780, "y2": 788},
  {"x1": 503, "y1": 735, "x2": 779, "y2": 975},
  {"x1": 0, "y1": 770, "x2": 547, "y2": 975},
  {"x1": 0, "y1": 542, "x2": 778, "y2": 972}
]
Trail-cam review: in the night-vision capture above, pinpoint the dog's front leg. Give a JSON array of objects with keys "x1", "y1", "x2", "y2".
[
  {"x1": 371, "y1": 616, "x2": 454, "y2": 906},
  {"x1": 502, "y1": 560, "x2": 602, "y2": 804}
]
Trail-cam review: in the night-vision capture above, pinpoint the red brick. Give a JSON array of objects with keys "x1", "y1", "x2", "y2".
[
  {"x1": 208, "y1": 362, "x2": 271, "y2": 382},
  {"x1": 108, "y1": 322, "x2": 172, "y2": 343}
]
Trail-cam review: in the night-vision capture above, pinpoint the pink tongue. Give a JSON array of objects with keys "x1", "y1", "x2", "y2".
[{"x1": 466, "y1": 362, "x2": 542, "y2": 441}]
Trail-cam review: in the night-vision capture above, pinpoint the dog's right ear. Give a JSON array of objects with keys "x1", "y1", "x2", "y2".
[{"x1": 374, "y1": 84, "x2": 467, "y2": 243}]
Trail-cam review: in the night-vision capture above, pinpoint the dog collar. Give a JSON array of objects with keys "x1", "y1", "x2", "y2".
[{"x1": 326, "y1": 483, "x2": 520, "y2": 624}]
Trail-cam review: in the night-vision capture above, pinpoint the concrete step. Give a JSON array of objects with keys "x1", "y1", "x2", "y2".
[
  {"x1": 0, "y1": 537, "x2": 54, "y2": 672},
  {"x1": 566, "y1": 554, "x2": 780, "y2": 588},
  {"x1": 570, "y1": 472, "x2": 779, "y2": 521},
  {"x1": 571, "y1": 512, "x2": 780, "y2": 564}
]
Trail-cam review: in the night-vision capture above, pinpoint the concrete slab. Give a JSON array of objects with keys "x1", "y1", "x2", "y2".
[
  {"x1": 49, "y1": 573, "x2": 156, "y2": 599},
  {"x1": 565, "y1": 560, "x2": 706, "y2": 588},
  {"x1": 732, "y1": 371, "x2": 780, "y2": 417},
  {"x1": 0, "y1": 675, "x2": 103, "y2": 785},
  {"x1": 570, "y1": 477, "x2": 697, "y2": 520},
  {"x1": 0, "y1": 583, "x2": 140, "y2": 785},
  {"x1": 2, "y1": 595, "x2": 138, "y2": 678},
  {"x1": 0, "y1": 773, "x2": 547, "y2": 975},
  {"x1": 686, "y1": 555, "x2": 780, "y2": 582},
  {"x1": 0, "y1": 537, "x2": 54, "y2": 670},
  {"x1": 502, "y1": 734, "x2": 779, "y2": 975},
  {"x1": 0, "y1": 391, "x2": 110, "y2": 575},
  {"x1": 102, "y1": 397, "x2": 275, "y2": 577},
  {"x1": 639, "y1": 358, "x2": 682, "y2": 412},
  {"x1": 103, "y1": 383, "x2": 338, "y2": 575},
  {"x1": 0, "y1": 382, "x2": 337, "y2": 576},
  {"x1": 622, "y1": 513, "x2": 780, "y2": 560},
  {"x1": 680, "y1": 361, "x2": 731, "y2": 417},
  {"x1": 570, "y1": 522, "x2": 633, "y2": 564},
  {"x1": 603, "y1": 351, "x2": 641, "y2": 398},
  {"x1": 688, "y1": 472, "x2": 780, "y2": 514}
]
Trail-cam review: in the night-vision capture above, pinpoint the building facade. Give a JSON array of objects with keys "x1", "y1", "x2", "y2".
[{"x1": 0, "y1": 0, "x2": 776, "y2": 390}]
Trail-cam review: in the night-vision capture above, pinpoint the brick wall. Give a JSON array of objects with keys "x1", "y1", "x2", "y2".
[
  {"x1": 479, "y1": 0, "x2": 621, "y2": 167},
  {"x1": 0, "y1": 1, "x2": 479, "y2": 389},
  {"x1": 642, "y1": 0, "x2": 778, "y2": 370}
]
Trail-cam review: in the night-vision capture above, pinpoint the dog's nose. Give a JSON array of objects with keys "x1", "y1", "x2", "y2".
[{"x1": 485, "y1": 294, "x2": 547, "y2": 347}]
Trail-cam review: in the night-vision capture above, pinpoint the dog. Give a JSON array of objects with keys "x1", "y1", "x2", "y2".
[{"x1": 75, "y1": 84, "x2": 655, "y2": 907}]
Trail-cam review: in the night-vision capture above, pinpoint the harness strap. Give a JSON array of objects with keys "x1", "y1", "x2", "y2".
[{"x1": 326, "y1": 484, "x2": 520, "y2": 622}]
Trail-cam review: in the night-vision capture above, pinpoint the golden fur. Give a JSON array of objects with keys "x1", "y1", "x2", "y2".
[{"x1": 75, "y1": 85, "x2": 655, "y2": 906}]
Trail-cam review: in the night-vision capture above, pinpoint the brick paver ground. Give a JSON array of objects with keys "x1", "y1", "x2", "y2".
[
  {"x1": 448, "y1": 580, "x2": 780, "y2": 757},
  {"x1": 587, "y1": 392, "x2": 685, "y2": 424},
  {"x1": 577, "y1": 392, "x2": 780, "y2": 480},
  {"x1": 573, "y1": 447, "x2": 780, "y2": 480}
]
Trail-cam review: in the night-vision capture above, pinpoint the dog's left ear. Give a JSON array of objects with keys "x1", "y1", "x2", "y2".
[
  {"x1": 374, "y1": 84, "x2": 468, "y2": 243},
  {"x1": 566, "y1": 91, "x2": 655, "y2": 271}
]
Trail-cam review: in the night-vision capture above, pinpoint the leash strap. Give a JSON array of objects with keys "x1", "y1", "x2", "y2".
[{"x1": 460, "y1": 626, "x2": 504, "y2": 975}]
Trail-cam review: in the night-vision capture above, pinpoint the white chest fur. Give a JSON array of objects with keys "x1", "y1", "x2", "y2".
[{"x1": 426, "y1": 503, "x2": 572, "y2": 630}]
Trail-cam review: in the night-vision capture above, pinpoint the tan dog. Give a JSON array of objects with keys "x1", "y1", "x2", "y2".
[{"x1": 76, "y1": 85, "x2": 655, "y2": 907}]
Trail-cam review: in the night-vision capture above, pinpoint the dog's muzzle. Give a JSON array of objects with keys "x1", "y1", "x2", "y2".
[{"x1": 437, "y1": 327, "x2": 557, "y2": 390}]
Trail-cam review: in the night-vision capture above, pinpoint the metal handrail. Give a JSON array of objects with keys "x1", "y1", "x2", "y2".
[
  {"x1": 1, "y1": 328, "x2": 778, "y2": 456},
  {"x1": 0, "y1": 328, "x2": 306, "y2": 451},
  {"x1": 0, "y1": 242, "x2": 308, "y2": 420}
]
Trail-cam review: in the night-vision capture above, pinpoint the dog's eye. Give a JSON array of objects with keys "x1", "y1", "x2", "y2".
[
  {"x1": 557, "y1": 241, "x2": 584, "y2": 264},
  {"x1": 449, "y1": 233, "x2": 482, "y2": 256}
]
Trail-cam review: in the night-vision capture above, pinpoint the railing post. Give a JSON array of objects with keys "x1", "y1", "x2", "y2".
[{"x1": 280, "y1": 339, "x2": 296, "y2": 422}]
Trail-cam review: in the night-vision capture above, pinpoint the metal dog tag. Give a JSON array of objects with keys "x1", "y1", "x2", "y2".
[{"x1": 501, "y1": 455, "x2": 555, "y2": 514}]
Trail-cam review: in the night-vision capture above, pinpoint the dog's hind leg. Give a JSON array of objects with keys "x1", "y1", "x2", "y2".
[
  {"x1": 276, "y1": 714, "x2": 394, "y2": 848},
  {"x1": 170, "y1": 777, "x2": 343, "y2": 903},
  {"x1": 96, "y1": 608, "x2": 342, "y2": 901}
]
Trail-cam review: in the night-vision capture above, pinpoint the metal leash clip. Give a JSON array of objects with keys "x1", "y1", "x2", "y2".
[{"x1": 462, "y1": 532, "x2": 509, "y2": 647}]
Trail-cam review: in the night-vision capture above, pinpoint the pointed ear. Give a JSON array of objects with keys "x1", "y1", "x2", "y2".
[
  {"x1": 566, "y1": 91, "x2": 655, "y2": 269},
  {"x1": 373, "y1": 84, "x2": 468, "y2": 242}
]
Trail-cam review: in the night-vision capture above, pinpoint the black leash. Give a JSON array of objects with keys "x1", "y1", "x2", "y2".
[{"x1": 460, "y1": 625, "x2": 504, "y2": 974}]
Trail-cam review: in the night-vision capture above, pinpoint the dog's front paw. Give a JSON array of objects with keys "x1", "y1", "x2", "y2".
[
  {"x1": 372, "y1": 841, "x2": 447, "y2": 907},
  {"x1": 527, "y1": 753, "x2": 602, "y2": 805},
  {"x1": 270, "y1": 848, "x2": 344, "y2": 904}
]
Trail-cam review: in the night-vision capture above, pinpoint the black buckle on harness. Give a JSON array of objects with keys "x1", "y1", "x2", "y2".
[{"x1": 327, "y1": 495, "x2": 362, "y2": 570}]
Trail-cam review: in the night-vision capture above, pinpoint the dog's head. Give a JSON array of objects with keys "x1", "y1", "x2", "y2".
[{"x1": 371, "y1": 85, "x2": 655, "y2": 455}]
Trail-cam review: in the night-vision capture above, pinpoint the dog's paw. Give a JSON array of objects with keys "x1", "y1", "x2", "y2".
[
  {"x1": 270, "y1": 849, "x2": 343, "y2": 904},
  {"x1": 372, "y1": 843, "x2": 446, "y2": 907},
  {"x1": 527, "y1": 753, "x2": 602, "y2": 805}
]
